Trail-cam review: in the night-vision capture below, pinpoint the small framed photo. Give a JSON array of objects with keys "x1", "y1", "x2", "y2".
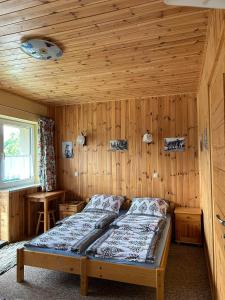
[
  {"x1": 109, "y1": 140, "x2": 128, "y2": 151},
  {"x1": 62, "y1": 141, "x2": 73, "y2": 158},
  {"x1": 164, "y1": 137, "x2": 185, "y2": 152}
]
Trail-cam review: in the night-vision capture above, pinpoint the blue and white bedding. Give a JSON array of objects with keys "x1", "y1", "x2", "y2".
[
  {"x1": 86, "y1": 214, "x2": 166, "y2": 263},
  {"x1": 57, "y1": 211, "x2": 117, "y2": 229},
  {"x1": 111, "y1": 214, "x2": 165, "y2": 232},
  {"x1": 25, "y1": 211, "x2": 117, "y2": 253}
]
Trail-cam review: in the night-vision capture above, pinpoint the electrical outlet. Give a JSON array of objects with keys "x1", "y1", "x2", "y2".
[{"x1": 74, "y1": 171, "x2": 79, "y2": 177}]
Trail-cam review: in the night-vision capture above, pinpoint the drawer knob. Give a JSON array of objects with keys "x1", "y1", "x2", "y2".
[{"x1": 216, "y1": 214, "x2": 225, "y2": 226}]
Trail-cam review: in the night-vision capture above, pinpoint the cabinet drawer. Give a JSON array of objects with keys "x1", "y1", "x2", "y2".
[
  {"x1": 59, "y1": 202, "x2": 84, "y2": 213},
  {"x1": 175, "y1": 213, "x2": 200, "y2": 223}
]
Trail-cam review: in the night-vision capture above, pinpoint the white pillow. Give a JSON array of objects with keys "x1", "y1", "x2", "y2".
[
  {"x1": 83, "y1": 194, "x2": 125, "y2": 214},
  {"x1": 127, "y1": 198, "x2": 168, "y2": 217}
]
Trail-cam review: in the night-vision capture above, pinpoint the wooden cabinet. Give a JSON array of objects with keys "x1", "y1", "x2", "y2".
[
  {"x1": 0, "y1": 191, "x2": 10, "y2": 241},
  {"x1": 175, "y1": 207, "x2": 202, "y2": 245},
  {"x1": 0, "y1": 187, "x2": 38, "y2": 242},
  {"x1": 59, "y1": 201, "x2": 85, "y2": 219}
]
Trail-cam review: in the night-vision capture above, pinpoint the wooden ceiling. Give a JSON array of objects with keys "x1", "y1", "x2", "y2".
[{"x1": 0, "y1": 0, "x2": 209, "y2": 105}]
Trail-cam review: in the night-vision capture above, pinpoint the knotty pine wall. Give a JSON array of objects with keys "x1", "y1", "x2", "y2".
[
  {"x1": 197, "y1": 9, "x2": 224, "y2": 283},
  {"x1": 197, "y1": 9, "x2": 225, "y2": 299},
  {"x1": 51, "y1": 94, "x2": 199, "y2": 207}
]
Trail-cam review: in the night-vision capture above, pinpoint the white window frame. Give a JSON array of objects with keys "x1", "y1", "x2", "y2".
[{"x1": 0, "y1": 117, "x2": 36, "y2": 189}]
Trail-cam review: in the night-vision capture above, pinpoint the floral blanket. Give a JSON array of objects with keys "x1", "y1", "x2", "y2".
[
  {"x1": 86, "y1": 215, "x2": 166, "y2": 263},
  {"x1": 25, "y1": 211, "x2": 117, "y2": 253}
]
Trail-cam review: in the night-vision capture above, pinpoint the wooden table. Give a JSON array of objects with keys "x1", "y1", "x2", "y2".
[{"x1": 26, "y1": 190, "x2": 65, "y2": 236}]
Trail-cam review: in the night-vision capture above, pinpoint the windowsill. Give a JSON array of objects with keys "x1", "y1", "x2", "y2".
[{"x1": 0, "y1": 183, "x2": 40, "y2": 192}]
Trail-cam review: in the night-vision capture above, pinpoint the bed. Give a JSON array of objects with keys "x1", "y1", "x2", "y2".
[
  {"x1": 85, "y1": 214, "x2": 172, "y2": 300},
  {"x1": 83, "y1": 198, "x2": 174, "y2": 300},
  {"x1": 17, "y1": 195, "x2": 124, "y2": 295},
  {"x1": 17, "y1": 196, "x2": 174, "y2": 300}
]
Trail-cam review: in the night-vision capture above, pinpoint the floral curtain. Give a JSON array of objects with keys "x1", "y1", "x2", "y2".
[{"x1": 38, "y1": 117, "x2": 56, "y2": 191}]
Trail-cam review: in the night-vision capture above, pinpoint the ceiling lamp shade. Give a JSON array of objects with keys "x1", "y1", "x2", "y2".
[
  {"x1": 20, "y1": 39, "x2": 63, "y2": 60},
  {"x1": 164, "y1": 0, "x2": 225, "y2": 9}
]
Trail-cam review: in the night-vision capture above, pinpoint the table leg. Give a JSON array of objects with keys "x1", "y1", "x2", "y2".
[
  {"x1": 44, "y1": 200, "x2": 48, "y2": 232},
  {"x1": 62, "y1": 192, "x2": 66, "y2": 203},
  {"x1": 28, "y1": 200, "x2": 31, "y2": 237}
]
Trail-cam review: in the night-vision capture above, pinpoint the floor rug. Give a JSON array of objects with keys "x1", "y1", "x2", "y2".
[{"x1": 0, "y1": 241, "x2": 26, "y2": 275}]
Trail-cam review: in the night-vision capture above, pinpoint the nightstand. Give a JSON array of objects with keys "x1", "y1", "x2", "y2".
[
  {"x1": 59, "y1": 201, "x2": 85, "y2": 219},
  {"x1": 175, "y1": 207, "x2": 202, "y2": 245}
]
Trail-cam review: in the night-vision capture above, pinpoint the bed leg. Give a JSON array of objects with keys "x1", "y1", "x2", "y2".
[
  {"x1": 80, "y1": 257, "x2": 88, "y2": 296},
  {"x1": 17, "y1": 248, "x2": 24, "y2": 283},
  {"x1": 156, "y1": 268, "x2": 164, "y2": 300}
]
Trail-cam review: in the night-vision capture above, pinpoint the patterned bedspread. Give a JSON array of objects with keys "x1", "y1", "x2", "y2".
[
  {"x1": 111, "y1": 214, "x2": 165, "y2": 232},
  {"x1": 57, "y1": 211, "x2": 117, "y2": 229},
  {"x1": 86, "y1": 215, "x2": 166, "y2": 263},
  {"x1": 25, "y1": 211, "x2": 117, "y2": 253}
]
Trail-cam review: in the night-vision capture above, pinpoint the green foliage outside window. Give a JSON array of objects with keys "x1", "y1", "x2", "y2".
[{"x1": 4, "y1": 132, "x2": 20, "y2": 156}]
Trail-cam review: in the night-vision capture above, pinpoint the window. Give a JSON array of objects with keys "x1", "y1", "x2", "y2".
[{"x1": 0, "y1": 117, "x2": 36, "y2": 188}]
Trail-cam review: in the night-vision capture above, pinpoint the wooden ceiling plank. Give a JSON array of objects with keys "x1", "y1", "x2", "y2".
[
  {"x1": 0, "y1": 0, "x2": 153, "y2": 27},
  {"x1": 0, "y1": 0, "x2": 161, "y2": 36},
  {"x1": 0, "y1": 56, "x2": 202, "y2": 82},
  {"x1": 0, "y1": 42, "x2": 204, "y2": 72},
  {"x1": 0, "y1": 17, "x2": 207, "y2": 59},
  {"x1": 0, "y1": 6, "x2": 207, "y2": 43},
  {"x1": 0, "y1": 0, "x2": 58, "y2": 16},
  {"x1": 0, "y1": 0, "x2": 209, "y2": 103},
  {"x1": 0, "y1": 26, "x2": 206, "y2": 62},
  {"x1": 0, "y1": 29, "x2": 206, "y2": 56}
]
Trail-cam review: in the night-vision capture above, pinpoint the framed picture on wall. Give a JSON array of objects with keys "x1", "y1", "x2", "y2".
[
  {"x1": 109, "y1": 140, "x2": 128, "y2": 151},
  {"x1": 164, "y1": 137, "x2": 185, "y2": 152},
  {"x1": 62, "y1": 141, "x2": 73, "y2": 158}
]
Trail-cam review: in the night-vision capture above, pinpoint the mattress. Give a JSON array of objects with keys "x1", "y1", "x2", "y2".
[
  {"x1": 24, "y1": 212, "x2": 171, "y2": 269},
  {"x1": 87, "y1": 214, "x2": 171, "y2": 269},
  {"x1": 25, "y1": 210, "x2": 118, "y2": 253}
]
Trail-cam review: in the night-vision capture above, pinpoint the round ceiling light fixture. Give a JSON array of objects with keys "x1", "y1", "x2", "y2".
[{"x1": 20, "y1": 38, "x2": 63, "y2": 60}]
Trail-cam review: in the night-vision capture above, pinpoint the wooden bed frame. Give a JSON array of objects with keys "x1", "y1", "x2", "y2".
[
  {"x1": 17, "y1": 199, "x2": 174, "y2": 300},
  {"x1": 84, "y1": 220, "x2": 172, "y2": 300},
  {"x1": 17, "y1": 249, "x2": 88, "y2": 295}
]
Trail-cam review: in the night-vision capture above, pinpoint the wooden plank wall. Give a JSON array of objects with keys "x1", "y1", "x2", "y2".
[
  {"x1": 209, "y1": 48, "x2": 225, "y2": 300},
  {"x1": 51, "y1": 93, "x2": 199, "y2": 207},
  {"x1": 197, "y1": 9, "x2": 225, "y2": 299},
  {"x1": 197, "y1": 9, "x2": 225, "y2": 288}
]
